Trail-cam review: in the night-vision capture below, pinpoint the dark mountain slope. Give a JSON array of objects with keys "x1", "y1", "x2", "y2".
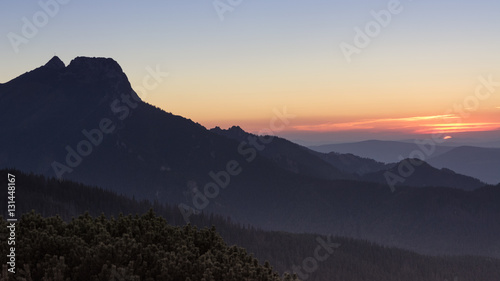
[
  {"x1": 211, "y1": 126, "x2": 354, "y2": 181},
  {"x1": 2, "y1": 169, "x2": 500, "y2": 281},
  {"x1": 2, "y1": 57, "x2": 377, "y2": 230},
  {"x1": 313, "y1": 151, "x2": 391, "y2": 175},
  {"x1": 309, "y1": 140, "x2": 454, "y2": 163},
  {"x1": 2, "y1": 168, "x2": 499, "y2": 259},
  {"x1": 1, "y1": 58, "x2": 499, "y2": 260},
  {"x1": 427, "y1": 146, "x2": 500, "y2": 185},
  {"x1": 0, "y1": 56, "x2": 295, "y2": 204},
  {"x1": 211, "y1": 126, "x2": 484, "y2": 191},
  {"x1": 362, "y1": 158, "x2": 486, "y2": 191}
]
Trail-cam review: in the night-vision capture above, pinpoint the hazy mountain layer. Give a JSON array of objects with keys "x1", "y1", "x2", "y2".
[{"x1": 1, "y1": 57, "x2": 499, "y2": 260}]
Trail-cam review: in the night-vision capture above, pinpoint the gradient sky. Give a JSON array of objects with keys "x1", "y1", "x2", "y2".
[{"x1": 1, "y1": 0, "x2": 500, "y2": 145}]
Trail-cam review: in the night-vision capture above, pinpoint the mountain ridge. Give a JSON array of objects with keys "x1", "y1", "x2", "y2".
[
  {"x1": 362, "y1": 158, "x2": 486, "y2": 191},
  {"x1": 212, "y1": 126, "x2": 487, "y2": 191},
  {"x1": 309, "y1": 139, "x2": 455, "y2": 163},
  {"x1": 427, "y1": 145, "x2": 500, "y2": 185},
  {"x1": 3, "y1": 168, "x2": 500, "y2": 281},
  {"x1": 2, "y1": 56, "x2": 499, "y2": 259},
  {"x1": 211, "y1": 125, "x2": 355, "y2": 181}
]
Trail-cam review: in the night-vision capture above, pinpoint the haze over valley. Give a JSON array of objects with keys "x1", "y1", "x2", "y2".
[{"x1": 1, "y1": 1, "x2": 500, "y2": 280}]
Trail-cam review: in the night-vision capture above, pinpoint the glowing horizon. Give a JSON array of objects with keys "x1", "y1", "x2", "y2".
[
  {"x1": 2, "y1": 1, "x2": 500, "y2": 144},
  {"x1": 287, "y1": 113, "x2": 500, "y2": 134}
]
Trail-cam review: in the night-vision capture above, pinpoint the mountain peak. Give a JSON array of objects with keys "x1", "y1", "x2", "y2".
[
  {"x1": 44, "y1": 56, "x2": 65, "y2": 70},
  {"x1": 67, "y1": 56, "x2": 124, "y2": 79},
  {"x1": 211, "y1": 126, "x2": 247, "y2": 135},
  {"x1": 228, "y1": 126, "x2": 245, "y2": 133},
  {"x1": 3, "y1": 56, "x2": 140, "y2": 104}
]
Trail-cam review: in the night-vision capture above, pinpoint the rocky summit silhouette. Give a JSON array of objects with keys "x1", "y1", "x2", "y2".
[{"x1": 1, "y1": 56, "x2": 499, "y2": 259}]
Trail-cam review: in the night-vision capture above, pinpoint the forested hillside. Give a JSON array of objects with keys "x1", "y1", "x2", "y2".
[{"x1": 2, "y1": 169, "x2": 500, "y2": 281}]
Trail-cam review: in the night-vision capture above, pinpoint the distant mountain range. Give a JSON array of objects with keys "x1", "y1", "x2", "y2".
[
  {"x1": 310, "y1": 140, "x2": 500, "y2": 184},
  {"x1": 362, "y1": 159, "x2": 485, "y2": 191},
  {"x1": 212, "y1": 126, "x2": 487, "y2": 190},
  {"x1": 427, "y1": 146, "x2": 500, "y2": 185},
  {"x1": 309, "y1": 140, "x2": 455, "y2": 163},
  {"x1": 1, "y1": 56, "x2": 499, "y2": 259}
]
